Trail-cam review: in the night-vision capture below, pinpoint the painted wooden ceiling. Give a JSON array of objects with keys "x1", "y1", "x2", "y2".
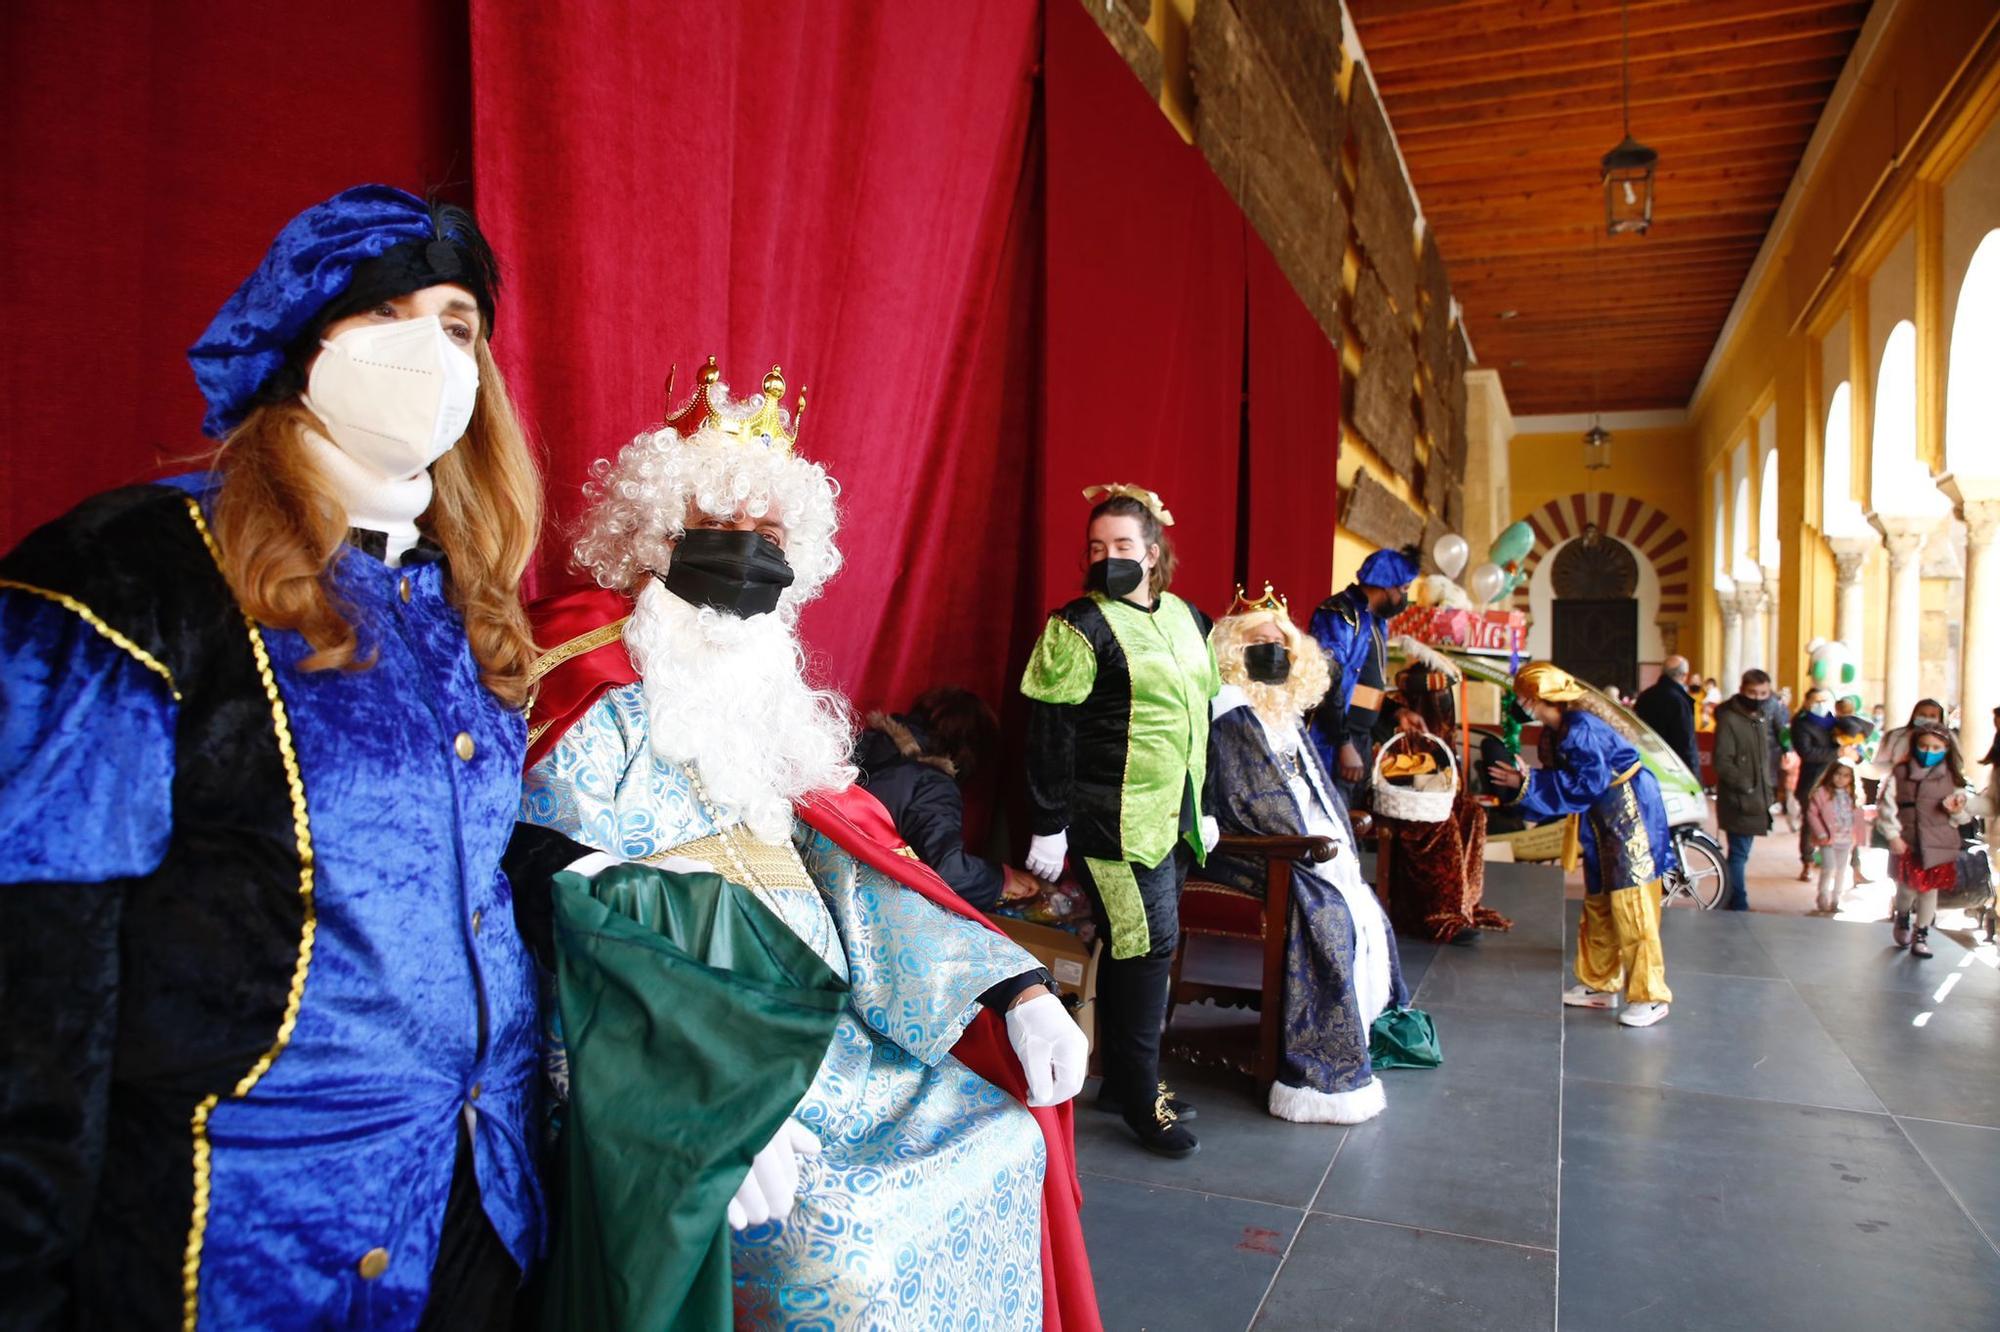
[{"x1": 1347, "y1": 0, "x2": 1871, "y2": 413}]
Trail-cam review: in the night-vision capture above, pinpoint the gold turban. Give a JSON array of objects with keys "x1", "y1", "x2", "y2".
[{"x1": 1514, "y1": 660, "x2": 1587, "y2": 705}]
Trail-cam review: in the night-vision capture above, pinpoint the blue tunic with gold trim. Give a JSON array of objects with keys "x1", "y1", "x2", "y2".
[
  {"x1": 1509, "y1": 710, "x2": 1677, "y2": 894},
  {"x1": 0, "y1": 477, "x2": 546, "y2": 1329}
]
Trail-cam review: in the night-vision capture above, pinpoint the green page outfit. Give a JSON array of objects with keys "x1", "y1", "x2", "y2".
[
  {"x1": 544, "y1": 864, "x2": 847, "y2": 1332},
  {"x1": 1021, "y1": 590, "x2": 1219, "y2": 960}
]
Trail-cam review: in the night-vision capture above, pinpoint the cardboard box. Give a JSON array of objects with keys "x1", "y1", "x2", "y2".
[{"x1": 993, "y1": 915, "x2": 1100, "y2": 1052}]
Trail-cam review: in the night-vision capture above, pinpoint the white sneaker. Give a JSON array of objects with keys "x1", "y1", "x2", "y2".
[
  {"x1": 1563, "y1": 984, "x2": 1619, "y2": 1009},
  {"x1": 1618, "y1": 1001, "x2": 1670, "y2": 1028}
]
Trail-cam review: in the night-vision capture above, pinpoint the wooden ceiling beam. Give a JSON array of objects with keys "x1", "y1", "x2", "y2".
[
  {"x1": 1386, "y1": 75, "x2": 1839, "y2": 137},
  {"x1": 1406, "y1": 137, "x2": 1813, "y2": 188},
  {"x1": 1379, "y1": 30, "x2": 1862, "y2": 109},
  {"x1": 1353, "y1": 0, "x2": 1867, "y2": 62},
  {"x1": 1395, "y1": 107, "x2": 1826, "y2": 164}
]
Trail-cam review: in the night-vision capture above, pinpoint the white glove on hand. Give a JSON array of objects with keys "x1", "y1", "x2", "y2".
[
  {"x1": 1200, "y1": 815, "x2": 1220, "y2": 855},
  {"x1": 726, "y1": 1118, "x2": 820, "y2": 1231},
  {"x1": 1025, "y1": 830, "x2": 1069, "y2": 882},
  {"x1": 1005, "y1": 993, "x2": 1089, "y2": 1107}
]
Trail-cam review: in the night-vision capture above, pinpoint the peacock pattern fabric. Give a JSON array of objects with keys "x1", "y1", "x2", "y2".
[{"x1": 523, "y1": 681, "x2": 1047, "y2": 1330}]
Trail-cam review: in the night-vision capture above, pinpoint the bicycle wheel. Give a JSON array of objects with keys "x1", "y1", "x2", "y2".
[{"x1": 1665, "y1": 829, "x2": 1727, "y2": 910}]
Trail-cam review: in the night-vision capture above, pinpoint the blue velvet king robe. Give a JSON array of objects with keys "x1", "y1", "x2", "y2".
[
  {"x1": 1204, "y1": 703, "x2": 1407, "y2": 1102},
  {"x1": 0, "y1": 477, "x2": 546, "y2": 1329}
]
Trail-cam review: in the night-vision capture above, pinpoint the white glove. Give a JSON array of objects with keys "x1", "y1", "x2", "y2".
[
  {"x1": 1005, "y1": 993, "x2": 1089, "y2": 1107},
  {"x1": 1025, "y1": 830, "x2": 1069, "y2": 882},
  {"x1": 726, "y1": 1118, "x2": 820, "y2": 1231},
  {"x1": 1200, "y1": 815, "x2": 1220, "y2": 855}
]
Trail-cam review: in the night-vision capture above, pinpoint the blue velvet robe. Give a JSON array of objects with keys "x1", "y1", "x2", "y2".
[
  {"x1": 0, "y1": 477, "x2": 542, "y2": 1329},
  {"x1": 1205, "y1": 702, "x2": 1407, "y2": 1099}
]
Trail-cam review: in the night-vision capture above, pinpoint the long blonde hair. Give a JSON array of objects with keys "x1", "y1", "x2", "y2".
[{"x1": 206, "y1": 339, "x2": 542, "y2": 707}]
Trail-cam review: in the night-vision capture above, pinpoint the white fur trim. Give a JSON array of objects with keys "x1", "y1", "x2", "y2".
[
  {"x1": 1268, "y1": 1076, "x2": 1386, "y2": 1125},
  {"x1": 1213, "y1": 683, "x2": 1253, "y2": 720}
]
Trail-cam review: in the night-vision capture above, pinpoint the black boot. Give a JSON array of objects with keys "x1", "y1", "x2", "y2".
[
  {"x1": 1095, "y1": 1079, "x2": 1199, "y2": 1122},
  {"x1": 1096, "y1": 954, "x2": 1198, "y2": 1157}
]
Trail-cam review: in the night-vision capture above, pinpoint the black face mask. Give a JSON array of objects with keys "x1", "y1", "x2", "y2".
[
  {"x1": 1380, "y1": 593, "x2": 1408, "y2": 618},
  {"x1": 658, "y1": 527, "x2": 795, "y2": 618},
  {"x1": 1244, "y1": 642, "x2": 1291, "y2": 685},
  {"x1": 1086, "y1": 557, "x2": 1146, "y2": 599}
]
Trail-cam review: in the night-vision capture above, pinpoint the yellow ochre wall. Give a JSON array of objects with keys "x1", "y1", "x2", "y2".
[{"x1": 1684, "y1": 4, "x2": 2000, "y2": 699}]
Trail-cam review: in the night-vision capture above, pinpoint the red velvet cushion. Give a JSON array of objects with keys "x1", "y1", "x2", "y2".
[{"x1": 1180, "y1": 880, "x2": 1268, "y2": 938}]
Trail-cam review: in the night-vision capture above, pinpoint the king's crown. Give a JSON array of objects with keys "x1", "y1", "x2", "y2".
[{"x1": 663, "y1": 355, "x2": 807, "y2": 454}]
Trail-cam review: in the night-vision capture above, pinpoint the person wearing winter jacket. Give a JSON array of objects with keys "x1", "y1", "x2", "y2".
[
  {"x1": 1791, "y1": 687, "x2": 1841, "y2": 880},
  {"x1": 1874, "y1": 724, "x2": 1974, "y2": 959},
  {"x1": 854, "y1": 688, "x2": 1036, "y2": 913},
  {"x1": 1712, "y1": 671, "x2": 1778, "y2": 911}
]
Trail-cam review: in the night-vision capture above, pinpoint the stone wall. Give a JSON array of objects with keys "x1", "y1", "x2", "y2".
[{"x1": 1084, "y1": 0, "x2": 1473, "y2": 562}]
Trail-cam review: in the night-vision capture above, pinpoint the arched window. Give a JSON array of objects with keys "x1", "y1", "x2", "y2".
[
  {"x1": 1946, "y1": 228, "x2": 2000, "y2": 473},
  {"x1": 1872, "y1": 320, "x2": 1947, "y2": 517},
  {"x1": 1823, "y1": 381, "x2": 1865, "y2": 536},
  {"x1": 1712, "y1": 471, "x2": 1730, "y2": 591},
  {"x1": 1730, "y1": 441, "x2": 1755, "y2": 582},
  {"x1": 1758, "y1": 444, "x2": 1780, "y2": 570}
]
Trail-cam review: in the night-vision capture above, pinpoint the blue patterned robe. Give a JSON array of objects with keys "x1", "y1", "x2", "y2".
[
  {"x1": 521, "y1": 684, "x2": 1047, "y2": 1330},
  {"x1": 1204, "y1": 695, "x2": 1407, "y2": 1108}
]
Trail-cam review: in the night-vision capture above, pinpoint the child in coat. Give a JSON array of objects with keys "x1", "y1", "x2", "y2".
[
  {"x1": 1803, "y1": 760, "x2": 1860, "y2": 914},
  {"x1": 1873, "y1": 724, "x2": 1972, "y2": 959}
]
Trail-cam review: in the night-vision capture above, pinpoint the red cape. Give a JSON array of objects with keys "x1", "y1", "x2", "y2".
[{"x1": 525, "y1": 590, "x2": 1101, "y2": 1332}]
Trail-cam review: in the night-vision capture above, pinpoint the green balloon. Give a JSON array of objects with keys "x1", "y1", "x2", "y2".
[{"x1": 1490, "y1": 521, "x2": 1534, "y2": 567}]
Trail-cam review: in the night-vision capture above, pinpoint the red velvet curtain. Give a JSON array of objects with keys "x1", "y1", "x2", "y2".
[
  {"x1": 469, "y1": 0, "x2": 1043, "y2": 713},
  {"x1": 0, "y1": 0, "x2": 472, "y2": 548},
  {"x1": 1040, "y1": 0, "x2": 1247, "y2": 622},
  {"x1": 1246, "y1": 234, "x2": 1342, "y2": 611}
]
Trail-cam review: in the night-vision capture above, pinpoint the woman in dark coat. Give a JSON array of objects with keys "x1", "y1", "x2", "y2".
[{"x1": 853, "y1": 687, "x2": 1032, "y2": 912}]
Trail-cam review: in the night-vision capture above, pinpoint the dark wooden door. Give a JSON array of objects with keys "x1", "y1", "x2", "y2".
[{"x1": 1551, "y1": 598, "x2": 1639, "y2": 698}]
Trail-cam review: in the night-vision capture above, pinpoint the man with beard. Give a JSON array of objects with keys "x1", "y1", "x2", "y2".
[
  {"x1": 519, "y1": 359, "x2": 1096, "y2": 1330},
  {"x1": 1204, "y1": 586, "x2": 1408, "y2": 1123}
]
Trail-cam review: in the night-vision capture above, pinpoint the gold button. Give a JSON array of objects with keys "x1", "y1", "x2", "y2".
[
  {"x1": 454, "y1": 732, "x2": 475, "y2": 762},
  {"x1": 357, "y1": 1247, "x2": 390, "y2": 1280},
  {"x1": 468, "y1": 1083, "x2": 482, "y2": 1102},
  {"x1": 398, "y1": 577, "x2": 412, "y2": 603},
  {"x1": 471, "y1": 909, "x2": 483, "y2": 935}
]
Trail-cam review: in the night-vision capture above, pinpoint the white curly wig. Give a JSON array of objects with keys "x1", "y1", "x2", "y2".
[{"x1": 571, "y1": 419, "x2": 842, "y2": 613}]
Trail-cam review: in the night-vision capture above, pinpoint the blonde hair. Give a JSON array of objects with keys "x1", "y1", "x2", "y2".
[
  {"x1": 206, "y1": 339, "x2": 542, "y2": 707},
  {"x1": 1211, "y1": 610, "x2": 1333, "y2": 725}
]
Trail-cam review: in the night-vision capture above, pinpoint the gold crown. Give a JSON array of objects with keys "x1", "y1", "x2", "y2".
[
  {"x1": 1225, "y1": 582, "x2": 1289, "y2": 619},
  {"x1": 662, "y1": 355, "x2": 807, "y2": 454}
]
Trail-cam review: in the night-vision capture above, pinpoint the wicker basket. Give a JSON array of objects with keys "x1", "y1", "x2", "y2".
[{"x1": 1371, "y1": 732, "x2": 1459, "y2": 824}]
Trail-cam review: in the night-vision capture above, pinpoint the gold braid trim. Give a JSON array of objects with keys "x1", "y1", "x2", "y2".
[
  {"x1": 177, "y1": 498, "x2": 317, "y2": 1332},
  {"x1": 529, "y1": 616, "x2": 630, "y2": 685},
  {"x1": 0, "y1": 577, "x2": 181, "y2": 701}
]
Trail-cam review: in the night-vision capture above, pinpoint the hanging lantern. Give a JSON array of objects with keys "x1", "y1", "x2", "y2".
[
  {"x1": 1601, "y1": 0, "x2": 1657, "y2": 237},
  {"x1": 1583, "y1": 422, "x2": 1613, "y2": 470},
  {"x1": 1602, "y1": 135, "x2": 1658, "y2": 236}
]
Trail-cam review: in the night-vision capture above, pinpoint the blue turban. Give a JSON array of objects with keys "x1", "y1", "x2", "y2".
[
  {"x1": 188, "y1": 185, "x2": 496, "y2": 439},
  {"x1": 1357, "y1": 545, "x2": 1421, "y2": 590}
]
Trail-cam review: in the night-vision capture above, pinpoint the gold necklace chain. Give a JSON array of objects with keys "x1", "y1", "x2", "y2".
[{"x1": 682, "y1": 764, "x2": 768, "y2": 894}]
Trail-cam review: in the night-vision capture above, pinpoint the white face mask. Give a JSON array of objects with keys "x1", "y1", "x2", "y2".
[{"x1": 302, "y1": 315, "x2": 480, "y2": 478}]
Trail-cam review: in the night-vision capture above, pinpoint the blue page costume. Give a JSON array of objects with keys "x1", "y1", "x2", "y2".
[
  {"x1": 0, "y1": 188, "x2": 583, "y2": 1329},
  {"x1": 1502, "y1": 665, "x2": 1675, "y2": 1006},
  {"x1": 1306, "y1": 547, "x2": 1417, "y2": 786}
]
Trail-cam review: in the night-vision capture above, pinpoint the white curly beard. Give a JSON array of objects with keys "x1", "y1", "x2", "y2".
[{"x1": 623, "y1": 579, "x2": 857, "y2": 844}]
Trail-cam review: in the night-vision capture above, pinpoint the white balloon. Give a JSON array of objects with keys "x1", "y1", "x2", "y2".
[
  {"x1": 1468, "y1": 561, "x2": 1506, "y2": 605},
  {"x1": 1432, "y1": 534, "x2": 1470, "y2": 581}
]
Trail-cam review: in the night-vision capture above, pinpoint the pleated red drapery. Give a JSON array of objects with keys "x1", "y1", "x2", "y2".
[
  {"x1": 1039, "y1": 0, "x2": 1248, "y2": 622},
  {"x1": 0, "y1": 0, "x2": 472, "y2": 548},
  {"x1": 1246, "y1": 234, "x2": 1343, "y2": 616},
  {"x1": 469, "y1": 0, "x2": 1046, "y2": 715}
]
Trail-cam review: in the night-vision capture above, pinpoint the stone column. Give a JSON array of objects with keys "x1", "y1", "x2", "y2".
[
  {"x1": 1961, "y1": 501, "x2": 2000, "y2": 770},
  {"x1": 1828, "y1": 537, "x2": 1872, "y2": 683},
  {"x1": 1879, "y1": 519, "x2": 1931, "y2": 727},
  {"x1": 1738, "y1": 582, "x2": 1768, "y2": 677},
  {"x1": 1721, "y1": 599, "x2": 1744, "y2": 691}
]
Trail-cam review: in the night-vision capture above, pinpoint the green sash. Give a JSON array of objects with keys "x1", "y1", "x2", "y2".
[{"x1": 544, "y1": 865, "x2": 848, "y2": 1331}]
